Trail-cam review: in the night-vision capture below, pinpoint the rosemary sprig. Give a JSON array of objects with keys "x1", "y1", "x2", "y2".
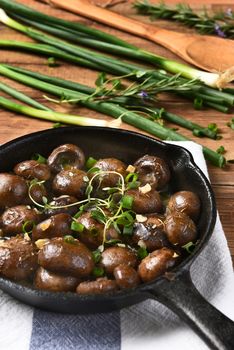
[
  {"x1": 134, "y1": 1, "x2": 234, "y2": 38},
  {"x1": 58, "y1": 72, "x2": 197, "y2": 104}
]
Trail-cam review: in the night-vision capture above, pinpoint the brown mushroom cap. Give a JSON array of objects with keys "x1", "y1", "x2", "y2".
[
  {"x1": 134, "y1": 155, "x2": 170, "y2": 189},
  {"x1": 0, "y1": 205, "x2": 41, "y2": 236},
  {"x1": 76, "y1": 277, "x2": 118, "y2": 295},
  {"x1": 167, "y1": 191, "x2": 201, "y2": 221},
  {"x1": 93, "y1": 158, "x2": 127, "y2": 188},
  {"x1": 165, "y1": 211, "x2": 197, "y2": 246},
  {"x1": 52, "y1": 169, "x2": 87, "y2": 199},
  {"x1": 138, "y1": 247, "x2": 178, "y2": 282},
  {"x1": 100, "y1": 246, "x2": 137, "y2": 274},
  {"x1": 0, "y1": 173, "x2": 28, "y2": 208},
  {"x1": 113, "y1": 264, "x2": 140, "y2": 289},
  {"x1": 14, "y1": 160, "x2": 51, "y2": 181},
  {"x1": 126, "y1": 188, "x2": 162, "y2": 214},
  {"x1": 47, "y1": 144, "x2": 85, "y2": 173},
  {"x1": 38, "y1": 237, "x2": 94, "y2": 278},
  {"x1": 34, "y1": 267, "x2": 79, "y2": 292},
  {"x1": 32, "y1": 213, "x2": 72, "y2": 241},
  {"x1": 0, "y1": 236, "x2": 38, "y2": 280}
]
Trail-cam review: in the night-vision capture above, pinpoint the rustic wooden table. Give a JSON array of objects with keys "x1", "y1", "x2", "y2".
[{"x1": 0, "y1": 0, "x2": 233, "y2": 264}]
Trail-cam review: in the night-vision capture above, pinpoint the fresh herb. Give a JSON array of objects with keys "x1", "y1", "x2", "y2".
[
  {"x1": 92, "y1": 266, "x2": 105, "y2": 277},
  {"x1": 92, "y1": 249, "x2": 102, "y2": 263},
  {"x1": 137, "y1": 246, "x2": 148, "y2": 259},
  {"x1": 47, "y1": 56, "x2": 59, "y2": 67},
  {"x1": 227, "y1": 118, "x2": 234, "y2": 130},
  {"x1": 71, "y1": 221, "x2": 84, "y2": 232},
  {"x1": 134, "y1": 1, "x2": 234, "y2": 39},
  {"x1": 0, "y1": 66, "x2": 227, "y2": 168},
  {"x1": 86, "y1": 156, "x2": 97, "y2": 169},
  {"x1": 22, "y1": 220, "x2": 35, "y2": 234},
  {"x1": 0, "y1": 6, "x2": 233, "y2": 91},
  {"x1": 182, "y1": 241, "x2": 196, "y2": 254},
  {"x1": 63, "y1": 235, "x2": 75, "y2": 244},
  {"x1": 31, "y1": 153, "x2": 47, "y2": 164},
  {"x1": 121, "y1": 195, "x2": 134, "y2": 210},
  {"x1": 216, "y1": 145, "x2": 226, "y2": 155}
]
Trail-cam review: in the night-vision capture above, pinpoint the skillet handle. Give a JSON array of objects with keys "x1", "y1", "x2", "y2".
[{"x1": 148, "y1": 270, "x2": 234, "y2": 350}]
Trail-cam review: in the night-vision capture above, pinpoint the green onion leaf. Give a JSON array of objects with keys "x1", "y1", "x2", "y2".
[
  {"x1": 123, "y1": 224, "x2": 134, "y2": 235},
  {"x1": 121, "y1": 195, "x2": 134, "y2": 209},
  {"x1": 194, "y1": 97, "x2": 203, "y2": 110},
  {"x1": 92, "y1": 266, "x2": 105, "y2": 277},
  {"x1": 95, "y1": 72, "x2": 107, "y2": 87},
  {"x1": 31, "y1": 153, "x2": 47, "y2": 164},
  {"x1": 71, "y1": 221, "x2": 84, "y2": 232},
  {"x1": 91, "y1": 209, "x2": 107, "y2": 224},
  {"x1": 47, "y1": 57, "x2": 59, "y2": 67},
  {"x1": 216, "y1": 145, "x2": 226, "y2": 154},
  {"x1": 137, "y1": 247, "x2": 148, "y2": 260},
  {"x1": 92, "y1": 249, "x2": 102, "y2": 263},
  {"x1": 182, "y1": 241, "x2": 196, "y2": 254},
  {"x1": 86, "y1": 156, "x2": 97, "y2": 169},
  {"x1": 63, "y1": 235, "x2": 75, "y2": 244}
]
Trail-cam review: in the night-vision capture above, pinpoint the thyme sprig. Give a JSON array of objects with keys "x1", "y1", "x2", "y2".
[
  {"x1": 134, "y1": 1, "x2": 234, "y2": 38},
  {"x1": 28, "y1": 169, "x2": 137, "y2": 247}
]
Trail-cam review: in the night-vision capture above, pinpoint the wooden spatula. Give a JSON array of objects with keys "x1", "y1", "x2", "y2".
[{"x1": 42, "y1": 0, "x2": 234, "y2": 72}]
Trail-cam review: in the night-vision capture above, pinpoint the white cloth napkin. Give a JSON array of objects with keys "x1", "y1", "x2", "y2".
[{"x1": 0, "y1": 141, "x2": 233, "y2": 350}]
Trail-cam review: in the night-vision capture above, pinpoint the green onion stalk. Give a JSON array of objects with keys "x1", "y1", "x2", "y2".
[
  {"x1": 3, "y1": 63, "x2": 220, "y2": 140},
  {"x1": 0, "y1": 0, "x2": 233, "y2": 88},
  {"x1": 0, "y1": 94, "x2": 121, "y2": 128},
  {"x1": 0, "y1": 7, "x2": 233, "y2": 110},
  {"x1": 0, "y1": 38, "x2": 233, "y2": 112},
  {"x1": 0, "y1": 64, "x2": 226, "y2": 167}
]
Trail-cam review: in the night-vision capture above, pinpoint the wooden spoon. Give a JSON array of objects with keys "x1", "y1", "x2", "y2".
[{"x1": 42, "y1": 0, "x2": 234, "y2": 72}]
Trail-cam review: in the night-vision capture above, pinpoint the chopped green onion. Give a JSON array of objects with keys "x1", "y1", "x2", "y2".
[
  {"x1": 182, "y1": 241, "x2": 196, "y2": 254},
  {"x1": 86, "y1": 156, "x2": 97, "y2": 169},
  {"x1": 63, "y1": 235, "x2": 75, "y2": 244},
  {"x1": 47, "y1": 56, "x2": 59, "y2": 67},
  {"x1": 92, "y1": 249, "x2": 102, "y2": 263},
  {"x1": 216, "y1": 146, "x2": 226, "y2": 155},
  {"x1": 31, "y1": 153, "x2": 47, "y2": 164},
  {"x1": 71, "y1": 221, "x2": 84, "y2": 232},
  {"x1": 22, "y1": 220, "x2": 34, "y2": 234},
  {"x1": 137, "y1": 246, "x2": 148, "y2": 260},
  {"x1": 123, "y1": 225, "x2": 134, "y2": 235},
  {"x1": 121, "y1": 195, "x2": 134, "y2": 209},
  {"x1": 92, "y1": 266, "x2": 105, "y2": 277}
]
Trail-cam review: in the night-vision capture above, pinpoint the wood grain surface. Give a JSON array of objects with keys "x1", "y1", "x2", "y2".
[{"x1": 0, "y1": 0, "x2": 233, "y2": 264}]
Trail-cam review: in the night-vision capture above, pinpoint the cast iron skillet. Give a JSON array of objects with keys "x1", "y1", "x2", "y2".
[{"x1": 0, "y1": 126, "x2": 234, "y2": 349}]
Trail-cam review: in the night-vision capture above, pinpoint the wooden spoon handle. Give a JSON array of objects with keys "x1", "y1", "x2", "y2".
[{"x1": 43, "y1": 0, "x2": 163, "y2": 39}]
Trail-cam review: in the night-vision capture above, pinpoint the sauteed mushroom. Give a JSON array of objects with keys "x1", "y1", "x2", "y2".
[
  {"x1": 134, "y1": 155, "x2": 170, "y2": 189},
  {"x1": 0, "y1": 205, "x2": 41, "y2": 236},
  {"x1": 0, "y1": 236, "x2": 37, "y2": 280},
  {"x1": 14, "y1": 160, "x2": 51, "y2": 181},
  {"x1": 76, "y1": 277, "x2": 118, "y2": 295},
  {"x1": 167, "y1": 190, "x2": 201, "y2": 221},
  {"x1": 0, "y1": 173, "x2": 28, "y2": 208},
  {"x1": 0, "y1": 143, "x2": 200, "y2": 296},
  {"x1": 47, "y1": 144, "x2": 85, "y2": 173},
  {"x1": 32, "y1": 213, "x2": 72, "y2": 241},
  {"x1": 94, "y1": 158, "x2": 127, "y2": 188},
  {"x1": 126, "y1": 188, "x2": 162, "y2": 214},
  {"x1": 38, "y1": 237, "x2": 94, "y2": 278},
  {"x1": 165, "y1": 211, "x2": 197, "y2": 246},
  {"x1": 34, "y1": 266, "x2": 79, "y2": 292},
  {"x1": 138, "y1": 247, "x2": 178, "y2": 282},
  {"x1": 52, "y1": 169, "x2": 87, "y2": 199}
]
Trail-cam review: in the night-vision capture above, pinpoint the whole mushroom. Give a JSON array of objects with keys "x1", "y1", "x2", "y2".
[{"x1": 47, "y1": 144, "x2": 85, "y2": 173}]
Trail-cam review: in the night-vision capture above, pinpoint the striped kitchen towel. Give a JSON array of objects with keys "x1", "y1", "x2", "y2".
[{"x1": 0, "y1": 141, "x2": 234, "y2": 350}]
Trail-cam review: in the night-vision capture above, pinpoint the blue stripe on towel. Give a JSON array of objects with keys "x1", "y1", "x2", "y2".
[{"x1": 30, "y1": 309, "x2": 121, "y2": 350}]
